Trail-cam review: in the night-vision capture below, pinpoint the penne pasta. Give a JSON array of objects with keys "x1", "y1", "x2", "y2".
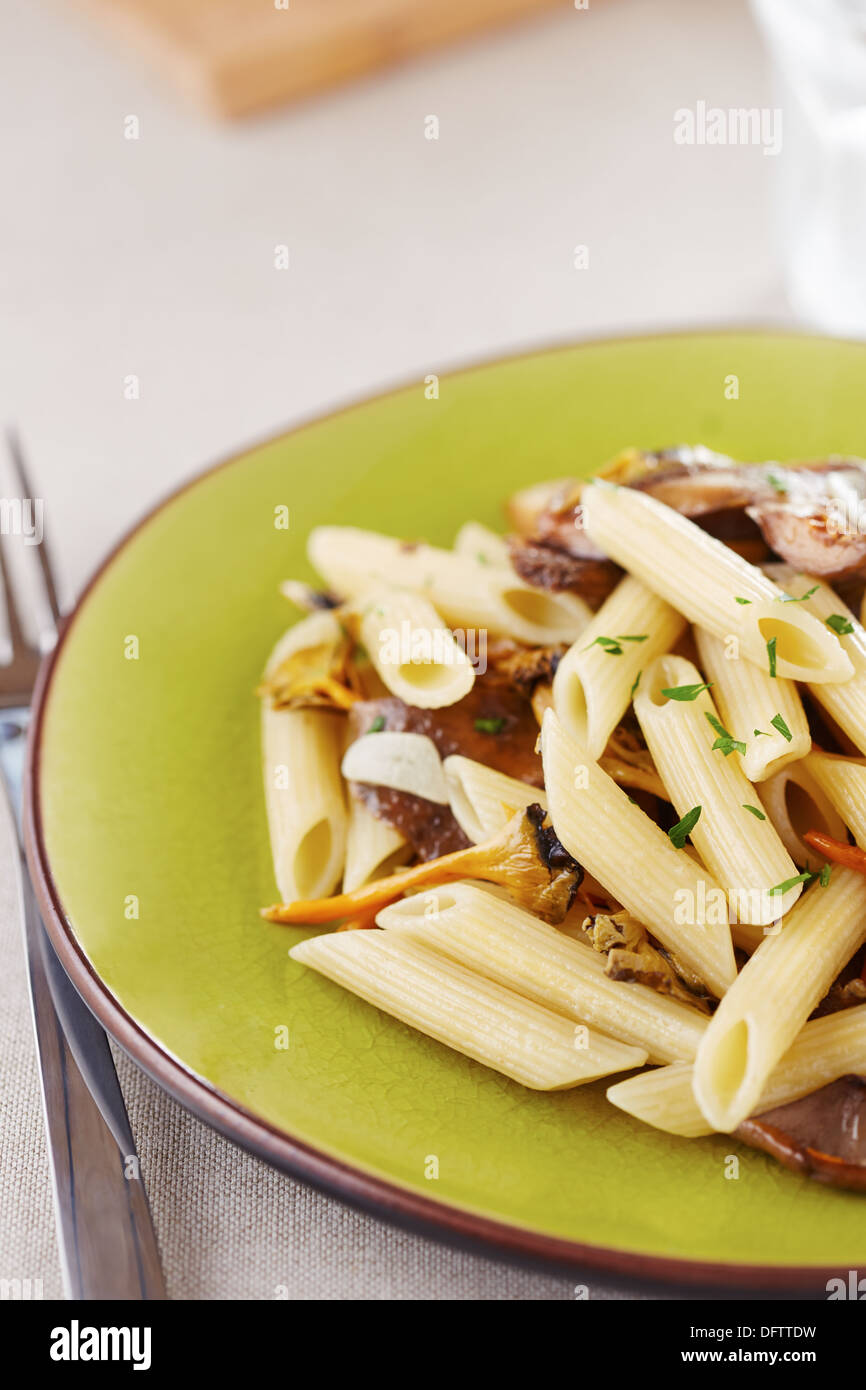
[
  {"x1": 260, "y1": 616, "x2": 349, "y2": 901},
  {"x1": 261, "y1": 705, "x2": 347, "y2": 902},
  {"x1": 453, "y1": 520, "x2": 510, "y2": 569},
  {"x1": 442, "y1": 754, "x2": 546, "y2": 843},
  {"x1": 765, "y1": 565, "x2": 866, "y2": 756},
  {"x1": 758, "y1": 759, "x2": 847, "y2": 865},
  {"x1": 540, "y1": 708, "x2": 737, "y2": 996},
  {"x1": 290, "y1": 930, "x2": 647, "y2": 1089},
  {"x1": 580, "y1": 483, "x2": 854, "y2": 683},
  {"x1": 354, "y1": 588, "x2": 475, "y2": 709},
  {"x1": 692, "y1": 868, "x2": 866, "y2": 1132},
  {"x1": 377, "y1": 882, "x2": 708, "y2": 1063},
  {"x1": 607, "y1": 1003, "x2": 866, "y2": 1137},
  {"x1": 806, "y1": 748, "x2": 866, "y2": 848},
  {"x1": 307, "y1": 526, "x2": 592, "y2": 646},
  {"x1": 693, "y1": 626, "x2": 809, "y2": 782},
  {"x1": 553, "y1": 575, "x2": 686, "y2": 759},
  {"x1": 342, "y1": 798, "x2": 410, "y2": 893},
  {"x1": 633, "y1": 654, "x2": 802, "y2": 925}
]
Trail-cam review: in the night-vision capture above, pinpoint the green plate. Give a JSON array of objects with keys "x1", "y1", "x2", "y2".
[{"x1": 27, "y1": 332, "x2": 866, "y2": 1290}]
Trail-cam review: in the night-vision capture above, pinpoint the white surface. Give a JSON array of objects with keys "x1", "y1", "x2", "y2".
[
  {"x1": 0, "y1": 0, "x2": 792, "y2": 1301},
  {"x1": 1, "y1": 0, "x2": 788, "y2": 600}
]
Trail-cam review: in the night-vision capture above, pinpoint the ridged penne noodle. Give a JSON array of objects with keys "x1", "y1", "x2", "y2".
[
  {"x1": 377, "y1": 882, "x2": 708, "y2": 1063},
  {"x1": 692, "y1": 868, "x2": 866, "y2": 1132},
  {"x1": 453, "y1": 520, "x2": 510, "y2": 569},
  {"x1": 354, "y1": 588, "x2": 474, "y2": 708},
  {"x1": 442, "y1": 755, "x2": 546, "y2": 843},
  {"x1": 261, "y1": 616, "x2": 349, "y2": 901},
  {"x1": 553, "y1": 575, "x2": 686, "y2": 758},
  {"x1": 765, "y1": 565, "x2": 866, "y2": 755},
  {"x1": 633, "y1": 654, "x2": 802, "y2": 925},
  {"x1": 580, "y1": 484, "x2": 853, "y2": 683},
  {"x1": 607, "y1": 1004, "x2": 866, "y2": 1136},
  {"x1": 342, "y1": 798, "x2": 410, "y2": 893},
  {"x1": 307, "y1": 526, "x2": 591, "y2": 646},
  {"x1": 261, "y1": 705, "x2": 347, "y2": 902},
  {"x1": 759, "y1": 759, "x2": 847, "y2": 865},
  {"x1": 806, "y1": 749, "x2": 866, "y2": 847},
  {"x1": 693, "y1": 627, "x2": 809, "y2": 782},
  {"x1": 540, "y1": 708, "x2": 737, "y2": 996},
  {"x1": 290, "y1": 930, "x2": 647, "y2": 1089}
]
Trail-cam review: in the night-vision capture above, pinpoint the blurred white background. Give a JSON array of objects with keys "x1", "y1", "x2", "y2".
[{"x1": 0, "y1": 0, "x2": 789, "y2": 601}]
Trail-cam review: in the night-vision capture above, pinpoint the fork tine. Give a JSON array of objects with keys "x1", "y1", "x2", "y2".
[
  {"x1": 5, "y1": 427, "x2": 63, "y2": 623},
  {"x1": 0, "y1": 513, "x2": 28, "y2": 662}
]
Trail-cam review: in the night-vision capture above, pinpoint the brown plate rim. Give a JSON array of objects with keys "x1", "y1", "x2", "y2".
[{"x1": 23, "y1": 327, "x2": 866, "y2": 1295}]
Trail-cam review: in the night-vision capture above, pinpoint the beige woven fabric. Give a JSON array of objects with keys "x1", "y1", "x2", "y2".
[{"x1": 0, "y1": 791, "x2": 658, "y2": 1301}]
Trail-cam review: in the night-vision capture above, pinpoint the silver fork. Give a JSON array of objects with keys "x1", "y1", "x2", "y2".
[{"x1": 0, "y1": 428, "x2": 166, "y2": 1300}]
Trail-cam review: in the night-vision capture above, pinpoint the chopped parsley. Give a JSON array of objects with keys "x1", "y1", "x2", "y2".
[
  {"x1": 778, "y1": 586, "x2": 818, "y2": 604},
  {"x1": 474, "y1": 716, "x2": 506, "y2": 735},
  {"x1": 753, "y1": 728, "x2": 770, "y2": 737},
  {"x1": 743, "y1": 804, "x2": 766, "y2": 820},
  {"x1": 826, "y1": 613, "x2": 854, "y2": 636},
  {"x1": 705, "y1": 711, "x2": 747, "y2": 757},
  {"x1": 770, "y1": 870, "x2": 814, "y2": 896},
  {"x1": 582, "y1": 634, "x2": 647, "y2": 656},
  {"x1": 660, "y1": 682, "x2": 713, "y2": 702},
  {"x1": 668, "y1": 805, "x2": 702, "y2": 849},
  {"x1": 476, "y1": 551, "x2": 489, "y2": 566},
  {"x1": 766, "y1": 636, "x2": 778, "y2": 678},
  {"x1": 820, "y1": 864, "x2": 832, "y2": 887},
  {"x1": 766, "y1": 472, "x2": 786, "y2": 493},
  {"x1": 770, "y1": 713, "x2": 793, "y2": 742},
  {"x1": 369, "y1": 715, "x2": 386, "y2": 733},
  {"x1": 734, "y1": 596, "x2": 752, "y2": 606}
]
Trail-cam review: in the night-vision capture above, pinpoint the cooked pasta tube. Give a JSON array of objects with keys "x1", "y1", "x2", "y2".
[
  {"x1": 343, "y1": 798, "x2": 410, "y2": 893},
  {"x1": 307, "y1": 526, "x2": 591, "y2": 646},
  {"x1": 453, "y1": 520, "x2": 510, "y2": 569},
  {"x1": 806, "y1": 749, "x2": 866, "y2": 848},
  {"x1": 758, "y1": 760, "x2": 847, "y2": 864},
  {"x1": 608, "y1": 1003, "x2": 866, "y2": 1137},
  {"x1": 692, "y1": 868, "x2": 866, "y2": 1132},
  {"x1": 290, "y1": 930, "x2": 647, "y2": 1089},
  {"x1": 765, "y1": 565, "x2": 866, "y2": 755},
  {"x1": 260, "y1": 618, "x2": 349, "y2": 901},
  {"x1": 442, "y1": 755, "x2": 546, "y2": 843},
  {"x1": 261, "y1": 706, "x2": 347, "y2": 902},
  {"x1": 540, "y1": 709, "x2": 737, "y2": 996},
  {"x1": 633, "y1": 655, "x2": 802, "y2": 926},
  {"x1": 580, "y1": 484, "x2": 853, "y2": 683},
  {"x1": 694, "y1": 627, "x2": 809, "y2": 782},
  {"x1": 354, "y1": 588, "x2": 474, "y2": 709},
  {"x1": 377, "y1": 882, "x2": 708, "y2": 1063},
  {"x1": 553, "y1": 575, "x2": 686, "y2": 758}
]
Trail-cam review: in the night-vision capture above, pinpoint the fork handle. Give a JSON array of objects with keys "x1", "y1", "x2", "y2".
[{"x1": 23, "y1": 877, "x2": 167, "y2": 1300}]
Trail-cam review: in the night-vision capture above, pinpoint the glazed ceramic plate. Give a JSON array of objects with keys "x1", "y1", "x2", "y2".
[{"x1": 27, "y1": 332, "x2": 866, "y2": 1291}]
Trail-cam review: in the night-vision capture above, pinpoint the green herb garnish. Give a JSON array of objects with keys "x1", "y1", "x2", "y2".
[
  {"x1": 630, "y1": 670, "x2": 641, "y2": 698},
  {"x1": 770, "y1": 870, "x2": 813, "y2": 895},
  {"x1": 474, "y1": 716, "x2": 506, "y2": 735},
  {"x1": 826, "y1": 614, "x2": 854, "y2": 636},
  {"x1": 820, "y1": 864, "x2": 832, "y2": 887},
  {"x1": 770, "y1": 713, "x2": 793, "y2": 742},
  {"x1": 767, "y1": 636, "x2": 777, "y2": 678},
  {"x1": 778, "y1": 586, "x2": 818, "y2": 604},
  {"x1": 753, "y1": 728, "x2": 769, "y2": 737},
  {"x1": 734, "y1": 596, "x2": 752, "y2": 605},
  {"x1": 668, "y1": 805, "x2": 702, "y2": 849},
  {"x1": 743, "y1": 804, "x2": 766, "y2": 820},
  {"x1": 369, "y1": 715, "x2": 386, "y2": 733},
  {"x1": 705, "y1": 711, "x2": 747, "y2": 757},
  {"x1": 660, "y1": 682, "x2": 713, "y2": 702}
]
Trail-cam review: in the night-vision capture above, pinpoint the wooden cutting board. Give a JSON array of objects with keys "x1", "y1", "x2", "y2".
[{"x1": 75, "y1": 0, "x2": 567, "y2": 119}]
